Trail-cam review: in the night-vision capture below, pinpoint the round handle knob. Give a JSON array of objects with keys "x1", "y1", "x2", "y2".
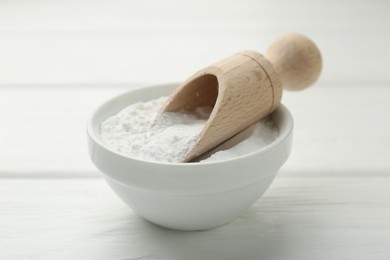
[{"x1": 266, "y1": 33, "x2": 322, "y2": 91}]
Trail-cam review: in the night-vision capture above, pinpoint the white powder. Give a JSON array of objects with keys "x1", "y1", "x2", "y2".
[
  {"x1": 200, "y1": 120, "x2": 279, "y2": 163},
  {"x1": 99, "y1": 97, "x2": 279, "y2": 163}
]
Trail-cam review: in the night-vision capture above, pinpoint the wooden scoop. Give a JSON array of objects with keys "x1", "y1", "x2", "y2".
[{"x1": 161, "y1": 33, "x2": 322, "y2": 162}]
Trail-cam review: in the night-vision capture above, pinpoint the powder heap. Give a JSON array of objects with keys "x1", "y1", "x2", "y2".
[{"x1": 100, "y1": 97, "x2": 279, "y2": 163}]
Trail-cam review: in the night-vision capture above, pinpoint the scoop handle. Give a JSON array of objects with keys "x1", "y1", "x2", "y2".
[{"x1": 266, "y1": 33, "x2": 322, "y2": 91}]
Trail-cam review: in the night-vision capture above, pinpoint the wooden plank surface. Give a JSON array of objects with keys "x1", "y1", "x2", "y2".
[
  {"x1": 1, "y1": 171, "x2": 390, "y2": 260},
  {"x1": 0, "y1": 84, "x2": 389, "y2": 259},
  {"x1": 1, "y1": 1, "x2": 389, "y2": 258}
]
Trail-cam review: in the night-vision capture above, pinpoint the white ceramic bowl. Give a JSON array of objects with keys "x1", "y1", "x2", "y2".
[{"x1": 87, "y1": 83, "x2": 293, "y2": 231}]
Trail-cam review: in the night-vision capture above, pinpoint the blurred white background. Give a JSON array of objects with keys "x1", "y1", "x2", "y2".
[
  {"x1": 0, "y1": 0, "x2": 389, "y2": 174},
  {"x1": 0, "y1": 0, "x2": 389, "y2": 85}
]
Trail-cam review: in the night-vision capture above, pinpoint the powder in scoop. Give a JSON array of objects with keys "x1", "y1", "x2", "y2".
[{"x1": 99, "y1": 97, "x2": 279, "y2": 163}]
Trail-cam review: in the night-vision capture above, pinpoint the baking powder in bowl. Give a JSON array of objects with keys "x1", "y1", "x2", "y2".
[{"x1": 99, "y1": 97, "x2": 279, "y2": 163}]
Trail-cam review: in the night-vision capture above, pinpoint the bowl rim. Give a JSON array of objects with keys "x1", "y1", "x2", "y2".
[{"x1": 86, "y1": 82, "x2": 294, "y2": 168}]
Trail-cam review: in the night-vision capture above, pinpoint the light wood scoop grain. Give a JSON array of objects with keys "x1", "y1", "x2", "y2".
[{"x1": 160, "y1": 33, "x2": 322, "y2": 162}]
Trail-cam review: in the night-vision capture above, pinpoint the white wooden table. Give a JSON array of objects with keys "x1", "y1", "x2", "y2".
[
  {"x1": 1, "y1": 84, "x2": 390, "y2": 259},
  {"x1": 1, "y1": 0, "x2": 390, "y2": 259}
]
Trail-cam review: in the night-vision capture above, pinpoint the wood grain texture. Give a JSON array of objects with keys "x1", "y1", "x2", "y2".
[
  {"x1": 163, "y1": 51, "x2": 280, "y2": 161},
  {"x1": 266, "y1": 33, "x2": 322, "y2": 91},
  {"x1": 167, "y1": 33, "x2": 321, "y2": 161},
  {"x1": 1, "y1": 172, "x2": 390, "y2": 260}
]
